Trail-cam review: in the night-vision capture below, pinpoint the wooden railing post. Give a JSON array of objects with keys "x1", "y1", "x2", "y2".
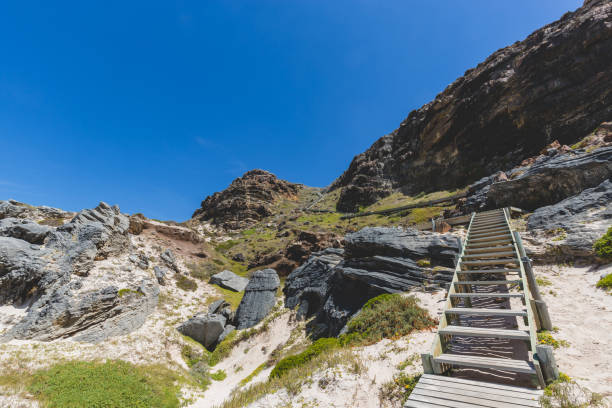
[{"x1": 536, "y1": 345, "x2": 560, "y2": 383}]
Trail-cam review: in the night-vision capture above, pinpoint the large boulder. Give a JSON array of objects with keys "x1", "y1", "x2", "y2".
[
  {"x1": 0, "y1": 218, "x2": 52, "y2": 244},
  {"x1": 210, "y1": 270, "x2": 249, "y2": 292},
  {"x1": 284, "y1": 227, "x2": 459, "y2": 337},
  {"x1": 234, "y1": 269, "x2": 280, "y2": 329},
  {"x1": 525, "y1": 179, "x2": 612, "y2": 259},
  {"x1": 177, "y1": 314, "x2": 227, "y2": 350},
  {"x1": 160, "y1": 249, "x2": 179, "y2": 272}
]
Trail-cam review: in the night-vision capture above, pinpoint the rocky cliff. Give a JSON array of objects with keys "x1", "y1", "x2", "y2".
[
  {"x1": 192, "y1": 169, "x2": 302, "y2": 229},
  {"x1": 331, "y1": 0, "x2": 612, "y2": 212}
]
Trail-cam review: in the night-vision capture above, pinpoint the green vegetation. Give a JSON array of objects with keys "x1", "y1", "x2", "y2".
[
  {"x1": 538, "y1": 330, "x2": 569, "y2": 349},
  {"x1": 536, "y1": 276, "x2": 552, "y2": 287},
  {"x1": 209, "y1": 330, "x2": 238, "y2": 366},
  {"x1": 37, "y1": 217, "x2": 66, "y2": 227},
  {"x1": 596, "y1": 274, "x2": 612, "y2": 290},
  {"x1": 210, "y1": 369, "x2": 227, "y2": 381},
  {"x1": 339, "y1": 294, "x2": 436, "y2": 346},
  {"x1": 117, "y1": 288, "x2": 143, "y2": 298},
  {"x1": 541, "y1": 372, "x2": 604, "y2": 408},
  {"x1": 593, "y1": 226, "x2": 612, "y2": 261},
  {"x1": 270, "y1": 338, "x2": 339, "y2": 379},
  {"x1": 240, "y1": 363, "x2": 266, "y2": 386},
  {"x1": 212, "y1": 287, "x2": 244, "y2": 309},
  {"x1": 416, "y1": 259, "x2": 431, "y2": 268},
  {"x1": 550, "y1": 228, "x2": 567, "y2": 241},
  {"x1": 28, "y1": 360, "x2": 181, "y2": 408},
  {"x1": 379, "y1": 373, "x2": 422, "y2": 406},
  {"x1": 175, "y1": 274, "x2": 197, "y2": 291},
  {"x1": 215, "y1": 240, "x2": 239, "y2": 252},
  {"x1": 186, "y1": 261, "x2": 217, "y2": 281}
]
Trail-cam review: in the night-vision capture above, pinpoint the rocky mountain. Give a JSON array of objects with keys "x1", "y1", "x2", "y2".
[
  {"x1": 331, "y1": 0, "x2": 612, "y2": 212},
  {"x1": 192, "y1": 169, "x2": 302, "y2": 230}
]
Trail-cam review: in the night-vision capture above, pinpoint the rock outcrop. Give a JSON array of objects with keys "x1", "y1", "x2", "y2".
[
  {"x1": 192, "y1": 169, "x2": 301, "y2": 229},
  {"x1": 463, "y1": 145, "x2": 612, "y2": 212},
  {"x1": 210, "y1": 270, "x2": 249, "y2": 292},
  {"x1": 284, "y1": 227, "x2": 459, "y2": 337},
  {"x1": 1, "y1": 202, "x2": 158, "y2": 343},
  {"x1": 234, "y1": 269, "x2": 280, "y2": 329},
  {"x1": 177, "y1": 314, "x2": 227, "y2": 350},
  {"x1": 0, "y1": 200, "x2": 74, "y2": 224},
  {"x1": 331, "y1": 0, "x2": 612, "y2": 212},
  {"x1": 128, "y1": 214, "x2": 201, "y2": 243},
  {"x1": 525, "y1": 179, "x2": 612, "y2": 259}
]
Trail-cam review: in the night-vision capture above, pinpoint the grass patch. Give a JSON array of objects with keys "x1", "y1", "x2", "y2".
[
  {"x1": 209, "y1": 330, "x2": 238, "y2": 366},
  {"x1": 538, "y1": 331, "x2": 569, "y2": 349},
  {"x1": 536, "y1": 276, "x2": 552, "y2": 287},
  {"x1": 416, "y1": 259, "x2": 431, "y2": 268},
  {"x1": 210, "y1": 369, "x2": 227, "y2": 381},
  {"x1": 118, "y1": 288, "x2": 143, "y2": 298},
  {"x1": 379, "y1": 373, "x2": 421, "y2": 406},
  {"x1": 213, "y1": 287, "x2": 244, "y2": 309},
  {"x1": 240, "y1": 363, "x2": 266, "y2": 386},
  {"x1": 175, "y1": 274, "x2": 197, "y2": 291},
  {"x1": 594, "y1": 226, "x2": 612, "y2": 261},
  {"x1": 215, "y1": 240, "x2": 239, "y2": 252},
  {"x1": 339, "y1": 294, "x2": 436, "y2": 346},
  {"x1": 186, "y1": 261, "x2": 217, "y2": 281},
  {"x1": 270, "y1": 338, "x2": 339, "y2": 379},
  {"x1": 28, "y1": 360, "x2": 181, "y2": 408},
  {"x1": 596, "y1": 274, "x2": 612, "y2": 290}
]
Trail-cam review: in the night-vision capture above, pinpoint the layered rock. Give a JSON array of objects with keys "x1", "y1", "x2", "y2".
[
  {"x1": 1, "y1": 202, "x2": 158, "y2": 343},
  {"x1": 177, "y1": 314, "x2": 227, "y2": 350},
  {"x1": 332, "y1": 0, "x2": 612, "y2": 212},
  {"x1": 192, "y1": 169, "x2": 301, "y2": 229},
  {"x1": 463, "y1": 145, "x2": 612, "y2": 212},
  {"x1": 525, "y1": 179, "x2": 612, "y2": 259},
  {"x1": 0, "y1": 200, "x2": 74, "y2": 224},
  {"x1": 0, "y1": 218, "x2": 52, "y2": 244},
  {"x1": 128, "y1": 214, "x2": 201, "y2": 243},
  {"x1": 234, "y1": 269, "x2": 280, "y2": 329},
  {"x1": 284, "y1": 227, "x2": 459, "y2": 337}
]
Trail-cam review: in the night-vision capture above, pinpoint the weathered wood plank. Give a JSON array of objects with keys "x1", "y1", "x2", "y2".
[{"x1": 420, "y1": 375, "x2": 542, "y2": 395}]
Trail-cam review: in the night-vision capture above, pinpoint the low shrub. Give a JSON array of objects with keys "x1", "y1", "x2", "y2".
[
  {"x1": 596, "y1": 274, "x2": 612, "y2": 290},
  {"x1": 269, "y1": 338, "x2": 339, "y2": 379},
  {"x1": 175, "y1": 274, "x2": 197, "y2": 291},
  {"x1": 379, "y1": 373, "x2": 421, "y2": 406},
  {"x1": 28, "y1": 360, "x2": 181, "y2": 408},
  {"x1": 593, "y1": 226, "x2": 612, "y2": 260},
  {"x1": 541, "y1": 373, "x2": 604, "y2": 408},
  {"x1": 210, "y1": 369, "x2": 227, "y2": 381},
  {"x1": 538, "y1": 331, "x2": 569, "y2": 349},
  {"x1": 340, "y1": 294, "x2": 436, "y2": 346}
]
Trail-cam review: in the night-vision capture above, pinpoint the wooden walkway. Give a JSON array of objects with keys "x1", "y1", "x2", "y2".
[{"x1": 406, "y1": 208, "x2": 554, "y2": 407}]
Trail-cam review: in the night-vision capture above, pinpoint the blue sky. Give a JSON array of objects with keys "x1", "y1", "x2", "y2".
[{"x1": 0, "y1": 0, "x2": 581, "y2": 221}]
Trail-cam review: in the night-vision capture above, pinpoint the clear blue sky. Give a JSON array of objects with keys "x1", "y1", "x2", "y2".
[{"x1": 0, "y1": 0, "x2": 581, "y2": 221}]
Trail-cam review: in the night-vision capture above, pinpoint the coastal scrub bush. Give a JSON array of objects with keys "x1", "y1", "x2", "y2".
[
  {"x1": 339, "y1": 294, "x2": 436, "y2": 346},
  {"x1": 541, "y1": 373, "x2": 604, "y2": 408},
  {"x1": 593, "y1": 226, "x2": 612, "y2": 261},
  {"x1": 538, "y1": 331, "x2": 569, "y2": 349},
  {"x1": 269, "y1": 337, "x2": 339, "y2": 379},
  {"x1": 175, "y1": 274, "x2": 197, "y2": 291},
  {"x1": 379, "y1": 373, "x2": 421, "y2": 406},
  {"x1": 29, "y1": 360, "x2": 181, "y2": 408}
]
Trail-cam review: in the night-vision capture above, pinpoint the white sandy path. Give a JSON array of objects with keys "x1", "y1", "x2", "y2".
[
  {"x1": 534, "y1": 263, "x2": 612, "y2": 402},
  {"x1": 190, "y1": 311, "x2": 297, "y2": 408}
]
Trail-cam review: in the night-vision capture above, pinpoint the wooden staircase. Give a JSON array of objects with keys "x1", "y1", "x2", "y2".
[{"x1": 406, "y1": 208, "x2": 551, "y2": 407}]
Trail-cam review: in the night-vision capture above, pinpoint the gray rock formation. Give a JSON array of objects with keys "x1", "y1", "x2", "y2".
[
  {"x1": 284, "y1": 227, "x2": 459, "y2": 337},
  {"x1": 129, "y1": 253, "x2": 149, "y2": 270},
  {"x1": 160, "y1": 249, "x2": 179, "y2": 272},
  {"x1": 153, "y1": 266, "x2": 167, "y2": 285},
  {"x1": 218, "y1": 324, "x2": 235, "y2": 343},
  {"x1": 177, "y1": 313, "x2": 227, "y2": 350},
  {"x1": 1, "y1": 201, "x2": 156, "y2": 343},
  {"x1": 526, "y1": 179, "x2": 612, "y2": 258},
  {"x1": 210, "y1": 270, "x2": 249, "y2": 292},
  {"x1": 464, "y1": 147, "x2": 612, "y2": 212},
  {"x1": 0, "y1": 218, "x2": 52, "y2": 244},
  {"x1": 0, "y1": 200, "x2": 73, "y2": 222},
  {"x1": 234, "y1": 269, "x2": 280, "y2": 329}
]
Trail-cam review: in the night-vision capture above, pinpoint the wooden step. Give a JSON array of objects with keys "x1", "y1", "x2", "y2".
[
  {"x1": 469, "y1": 228, "x2": 510, "y2": 237},
  {"x1": 434, "y1": 354, "x2": 536, "y2": 374},
  {"x1": 450, "y1": 293, "x2": 523, "y2": 299},
  {"x1": 468, "y1": 232, "x2": 512, "y2": 240},
  {"x1": 445, "y1": 307, "x2": 527, "y2": 317},
  {"x1": 457, "y1": 268, "x2": 520, "y2": 274},
  {"x1": 461, "y1": 259, "x2": 518, "y2": 267},
  {"x1": 462, "y1": 251, "x2": 516, "y2": 259},
  {"x1": 470, "y1": 222, "x2": 508, "y2": 230},
  {"x1": 465, "y1": 245, "x2": 515, "y2": 254},
  {"x1": 466, "y1": 240, "x2": 514, "y2": 248},
  {"x1": 455, "y1": 280, "x2": 521, "y2": 286},
  {"x1": 440, "y1": 325, "x2": 530, "y2": 341},
  {"x1": 405, "y1": 375, "x2": 543, "y2": 408}
]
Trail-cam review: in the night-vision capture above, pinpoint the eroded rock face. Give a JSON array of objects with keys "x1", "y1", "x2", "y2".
[
  {"x1": 284, "y1": 227, "x2": 459, "y2": 337},
  {"x1": 332, "y1": 0, "x2": 612, "y2": 212},
  {"x1": 463, "y1": 146, "x2": 612, "y2": 212},
  {"x1": 0, "y1": 200, "x2": 74, "y2": 223},
  {"x1": 192, "y1": 169, "x2": 301, "y2": 229},
  {"x1": 234, "y1": 269, "x2": 280, "y2": 329},
  {"x1": 0, "y1": 218, "x2": 53, "y2": 245},
  {"x1": 525, "y1": 179, "x2": 612, "y2": 259},
  {"x1": 1, "y1": 202, "x2": 157, "y2": 343}
]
